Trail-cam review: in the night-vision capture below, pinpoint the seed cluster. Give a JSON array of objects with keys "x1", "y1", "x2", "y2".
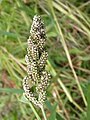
[{"x1": 23, "y1": 15, "x2": 50, "y2": 108}]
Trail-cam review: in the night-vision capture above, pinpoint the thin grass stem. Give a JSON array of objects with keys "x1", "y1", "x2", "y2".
[{"x1": 40, "y1": 106, "x2": 47, "y2": 120}]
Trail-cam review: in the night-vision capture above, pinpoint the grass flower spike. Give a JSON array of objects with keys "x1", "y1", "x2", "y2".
[{"x1": 23, "y1": 15, "x2": 50, "y2": 108}]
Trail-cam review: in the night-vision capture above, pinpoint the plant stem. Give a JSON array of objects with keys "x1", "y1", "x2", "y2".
[
  {"x1": 28, "y1": 102, "x2": 41, "y2": 120},
  {"x1": 40, "y1": 106, "x2": 47, "y2": 120}
]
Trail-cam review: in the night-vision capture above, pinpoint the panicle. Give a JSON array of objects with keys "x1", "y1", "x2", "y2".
[{"x1": 23, "y1": 15, "x2": 51, "y2": 108}]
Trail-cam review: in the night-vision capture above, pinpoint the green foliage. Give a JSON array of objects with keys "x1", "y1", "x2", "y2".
[
  {"x1": 87, "y1": 82, "x2": 90, "y2": 120},
  {"x1": 45, "y1": 100, "x2": 64, "y2": 120},
  {"x1": 0, "y1": 0, "x2": 90, "y2": 120}
]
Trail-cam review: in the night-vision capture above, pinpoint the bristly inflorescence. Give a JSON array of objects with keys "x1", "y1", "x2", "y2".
[{"x1": 23, "y1": 15, "x2": 51, "y2": 108}]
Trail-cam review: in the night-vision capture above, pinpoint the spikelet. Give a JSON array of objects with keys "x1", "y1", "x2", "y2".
[{"x1": 23, "y1": 15, "x2": 50, "y2": 108}]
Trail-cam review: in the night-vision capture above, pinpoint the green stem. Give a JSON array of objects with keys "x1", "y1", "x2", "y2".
[
  {"x1": 40, "y1": 106, "x2": 47, "y2": 120},
  {"x1": 28, "y1": 102, "x2": 41, "y2": 120}
]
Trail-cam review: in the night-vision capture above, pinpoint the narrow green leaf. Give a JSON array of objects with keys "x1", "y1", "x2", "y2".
[
  {"x1": 0, "y1": 88, "x2": 23, "y2": 94},
  {"x1": 45, "y1": 100, "x2": 53, "y2": 111},
  {"x1": 48, "y1": 103, "x2": 57, "y2": 120},
  {"x1": 45, "y1": 100, "x2": 64, "y2": 120},
  {"x1": 0, "y1": 31, "x2": 19, "y2": 38}
]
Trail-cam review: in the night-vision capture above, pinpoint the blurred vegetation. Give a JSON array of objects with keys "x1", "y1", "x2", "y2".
[{"x1": 0, "y1": 0, "x2": 90, "y2": 120}]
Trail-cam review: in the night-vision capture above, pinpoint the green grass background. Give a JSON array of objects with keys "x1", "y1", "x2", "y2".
[{"x1": 0, "y1": 0, "x2": 90, "y2": 120}]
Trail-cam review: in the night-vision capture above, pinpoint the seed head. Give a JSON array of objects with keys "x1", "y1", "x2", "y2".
[{"x1": 23, "y1": 15, "x2": 51, "y2": 108}]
